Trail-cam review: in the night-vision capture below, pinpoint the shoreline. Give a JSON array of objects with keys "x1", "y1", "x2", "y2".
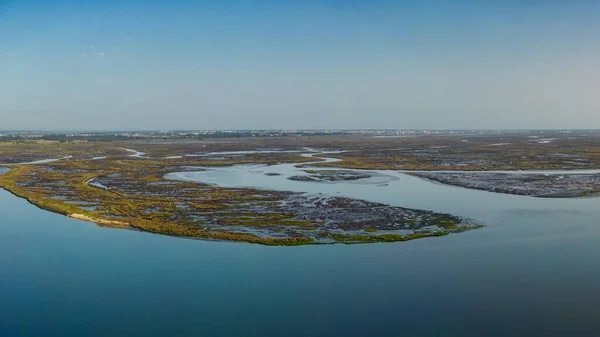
[
  {"x1": 0, "y1": 179, "x2": 482, "y2": 246},
  {"x1": 69, "y1": 213, "x2": 130, "y2": 227}
]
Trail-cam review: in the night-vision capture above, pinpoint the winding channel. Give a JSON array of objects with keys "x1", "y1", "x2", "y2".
[
  {"x1": 3, "y1": 149, "x2": 600, "y2": 233},
  {"x1": 165, "y1": 151, "x2": 600, "y2": 228}
]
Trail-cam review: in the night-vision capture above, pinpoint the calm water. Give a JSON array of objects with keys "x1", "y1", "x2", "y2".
[{"x1": 3, "y1": 162, "x2": 600, "y2": 336}]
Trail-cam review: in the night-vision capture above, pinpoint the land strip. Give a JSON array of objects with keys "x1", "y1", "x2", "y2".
[
  {"x1": 0, "y1": 141, "x2": 481, "y2": 245},
  {"x1": 409, "y1": 171, "x2": 600, "y2": 197}
]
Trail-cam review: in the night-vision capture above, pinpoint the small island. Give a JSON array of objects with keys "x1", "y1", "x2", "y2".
[{"x1": 288, "y1": 169, "x2": 373, "y2": 182}]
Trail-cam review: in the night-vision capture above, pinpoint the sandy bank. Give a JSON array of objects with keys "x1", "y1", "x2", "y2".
[{"x1": 70, "y1": 213, "x2": 129, "y2": 227}]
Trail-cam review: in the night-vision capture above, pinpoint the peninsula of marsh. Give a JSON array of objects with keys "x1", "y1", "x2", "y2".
[
  {"x1": 0, "y1": 141, "x2": 481, "y2": 245},
  {"x1": 3, "y1": 131, "x2": 600, "y2": 245}
]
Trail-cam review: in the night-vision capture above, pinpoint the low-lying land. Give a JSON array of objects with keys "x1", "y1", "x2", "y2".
[
  {"x1": 5, "y1": 131, "x2": 600, "y2": 171},
  {"x1": 410, "y1": 172, "x2": 600, "y2": 198},
  {"x1": 5, "y1": 131, "x2": 600, "y2": 244},
  {"x1": 0, "y1": 141, "x2": 480, "y2": 245},
  {"x1": 305, "y1": 132, "x2": 600, "y2": 171}
]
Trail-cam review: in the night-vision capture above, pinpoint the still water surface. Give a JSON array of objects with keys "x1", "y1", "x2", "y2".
[{"x1": 2, "y1": 164, "x2": 600, "y2": 336}]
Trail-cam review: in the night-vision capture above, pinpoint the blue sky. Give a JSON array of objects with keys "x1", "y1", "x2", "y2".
[{"x1": 1, "y1": 0, "x2": 600, "y2": 130}]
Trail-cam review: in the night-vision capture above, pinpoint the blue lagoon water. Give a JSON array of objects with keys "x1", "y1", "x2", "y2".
[{"x1": 2, "y1": 161, "x2": 600, "y2": 336}]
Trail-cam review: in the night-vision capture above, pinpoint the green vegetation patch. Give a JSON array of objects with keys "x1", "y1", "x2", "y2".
[{"x1": 0, "y1": 140, "x2": 484, "y2": 245}]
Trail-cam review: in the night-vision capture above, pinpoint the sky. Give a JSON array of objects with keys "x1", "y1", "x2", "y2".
[{"x1": 1, "y1": 0, "x2": 600, "y2": 131}]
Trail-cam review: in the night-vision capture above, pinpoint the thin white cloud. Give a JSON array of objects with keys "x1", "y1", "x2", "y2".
[{"x1": 81, "y1": 51, "x2": 106, "y2": 58}]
